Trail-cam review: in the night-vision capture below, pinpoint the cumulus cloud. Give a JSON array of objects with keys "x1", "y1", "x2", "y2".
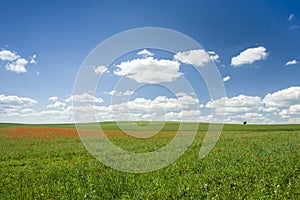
[
  {"x1": 5, "y1": 58, "x2": 28, "y2": 73},
  {"x1": 223, "y1": 76, "x2": 230, "y2": 82},
  {"x1": 280, "y1": 104, "x2": 300, "y2": 116},
  {"x1": 137, "y1": 49, "x2": 154, "y2": 57},
  {"x1": 174, "y1": 49, "x2": 218, "y2": 67},
  {"x1": 207, "y1": 51, "x2": 219, "y2": 62},
  {"x1": 231, "y1": 46, "x2": 268, "y2": 67},
  {"x1": 0, "y1": 94, "x2": 37, "y2": 106},
  {"x1": 105, "y1": 90, "x2": 117, "y2": 96},
  {"x1": 0, "y1": 50, "x2": 20, "y2": 61},
  {"x1": 30, "y1": 54, "x2": 37, "y2": 64},
  {"x1": 285, "y1": 59, "x2": 298, "y2": 66},
  {"x1": 114, "y1": 57, "x2": 182, "y2": 83},
  {"x1": 0, "y1": 49, "x2": 35, "y2": 73},
  {"x1": 109, "y1": 94, "x2": 200, "y2": 121},
  {"x1": 94, "y1": 65, "x2": 108, "y2": 74},
  {"x1": 46, "y1": 101, "x2": 66, "y2": 109},
  {"x1": 0, "y1": 94, "x2": 38, "y2": 119},
  {"x1": 263, "y1": 86, "x2": 300, "y2": 107},
  {"x1": 226, "y1": 112, "x2": 272, "y2": 124},
  {"x1": 205, "y1": 94, "x2": 281, "y2": 124},
  {"x1": 3, "y1": 109, "x2": 74, "y2": 124},
  {"x1": 263, "y1": 107, "x2": 279, "y2": 113},
  {"x1": 48, "y1": 96, "x2": 58, "y2": 101},
  {"x1": 207, "y1": 94, "x2": 263, "y2": 114},
  {"x1": 2, "y1": 86, "x2": 300, "y2": 124},
  {"x1": 65, "y1": 92, "x2": 104, "y2": 103},
  {"x1": 20, "y1": 108, "x2": 35, "y2": 113},
  {"x1": 164, "y1": 110, "x2": 201, "y2": 121},
  {"x1": 126, "y1": 96, "x2": 178, "y2": 112},
  {"x1": 205, "y1": 86, "x2": 300, "y2": 123},
  {"x1": 104, "y1": 90, "x2": 134, "y2": 96},
  {"x1": 176, "y1": 92, "x2": 199, "y2": 108},
  {"x1": 123, "y1": 90, "x2": 134, "y2": 96},
  {"x1": 287, "y1": 118, "x2": 300, "y2": 124}
]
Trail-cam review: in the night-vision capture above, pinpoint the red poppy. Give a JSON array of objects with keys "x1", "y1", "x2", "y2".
[
  {"x1": 180, "y1": 168, "x2": 185, "y2": 171},
  {"x1": 216, "y1": 149, "x2": 221, "y2": 153},
  {"x1": 267, "y1": 156, "x2": 270, "y2": 161},
  {"x1": 257, "y1": 157, "x2": 261, "y2": 161},
  {"x1": 243, "y1": 153, "x2": 247, "y2": 157},
  {"x1": 195, "y1": 171, "x2": 199, "y2": 175}
]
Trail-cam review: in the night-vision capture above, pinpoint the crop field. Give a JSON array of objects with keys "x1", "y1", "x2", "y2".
[{"x1": 0, "y1": 122, "x2": 299, "y2": 199}]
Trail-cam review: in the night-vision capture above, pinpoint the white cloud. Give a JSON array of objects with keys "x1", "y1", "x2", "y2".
[
  {"x1": 176, "y1": 92, "x2": 199, "y2": 108},
  {"x1": 174, "y1": 49, "x2": 218, "y2": 67},
  {"x1": 109, "y1": 94, "x2": 200, "y2": 121},
  {"x1": 105, "y1": 90, "x2": 117, "y2": 95},
  {"x1": 263, "y1": 86, "x2": 300, "y2": 107},
  {"x1": 5, "y1": 58, "x2": 28, "y2": 73},
  {"x1": 223, "y1": 76, "x2": 230, "y2": 82},
  {"x1": 114, "y1": 57, "x2": 182, "y2": 83},
  {"x1": 280, "y1": 104, "x2": 300, "y2": 116},
  {"x1": 207, "y1": 94, "x2": 263, "y2": 114},
  {"x1": 2, "y1": 109, "x2": 74, "y2": 124},
  {"x1": 0, "y1": 49, "x2": 35, "y2": 73},
  {"x1": 0, "y1": 94, "x2": 38, "y2": 119},
  {"x1": 123, "y1": 90, "x2": 134, "y2": 96},
  {"x1": 0, "y1": 50, "x2": 19, "y2": 61},
  {"x1": 137, "y1": 49, "x2": 154, "y2": 57},
  {"x1": 263, "y1": 107, "x2": 279, "y2": 113},
  {"x1": 20, "y1": 108, "x2": 35, "y2": 113},
  {"x1": 65, "y1": 92, "x2": 103, "y2": 103},
  {"x1": 104, "y1": 90, "x2": 134, "y2": 96},
  {"x1": 226, "y1": 112, "x2": 272, "y2": 124},
  {"x1": 3, "y1": 86, "x2": 300, "y2": 124},
  {"x1": 48, "y1": 96, "x2": 58, "y2": 101},
  {"x1": 164, "y1": 110, "x2": 201, "y2": 121},
  {"x1": 287, "y1": 117, "x2": 300, "y2": 123},
  {"x1": 30, "y1": 54, "x2": 37, "y2": 64},
  {"x1": 46, "y1": 101, "x2": 66, "y2": 109},
  {"x1": 0, "y1": 94, "x2": 37, "y2": 106},
  {"x1": 205, "y1": 87, "x2": 300, "y2": 123},
  {"x1": 231, "y1": 46, "x2": 268, "y2": 67},
  {"x1": 94, "y1": 65, "x2": 108, "y2": 74},
  {"x1": 207, "y1": 51, "x2": 220, "y2": 62},
  {"x1": 288, "y1": 13, "x2": 295, "y2": 21},
  {"x1": 285, "y1": 59, "x2": 298, "y2": 66}
]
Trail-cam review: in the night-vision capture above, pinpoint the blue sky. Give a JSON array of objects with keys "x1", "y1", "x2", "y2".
[{"x1": 1, "y1": 0, "x2": 300, "y2": 123}]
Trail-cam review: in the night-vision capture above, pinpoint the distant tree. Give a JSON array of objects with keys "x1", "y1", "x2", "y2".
[{"x1": 243, "y1": 121, "x2": 247, "y2": 125}]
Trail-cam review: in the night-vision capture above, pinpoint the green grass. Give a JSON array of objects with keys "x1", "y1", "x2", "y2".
[{"x1": 0, "y1": 122, "x2": 299, "y2": 199}]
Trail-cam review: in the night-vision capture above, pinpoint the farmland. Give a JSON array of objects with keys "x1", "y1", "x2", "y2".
[{"x1": 0, "y1": 122, "x2": 299, "y2": 199}]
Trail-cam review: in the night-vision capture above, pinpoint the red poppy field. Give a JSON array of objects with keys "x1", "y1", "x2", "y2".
[{"x1": 0, "y1": 122, "x2": 299, "y2": 199}]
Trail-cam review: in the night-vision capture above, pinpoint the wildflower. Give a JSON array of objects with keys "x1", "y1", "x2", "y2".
[
  {"x1": 195, "y1": 171, "x2": 199, "y2": 175},
  {"x1": 257, "y1": 157, "x2": 261, "y2": 161},
  {"x1": 243, "y1": 153, "x2": 247, "y2": 157},
  {"x1": 180, "y1": 167, "x2": 185, "y2": 171},
  {"x1": 216, "y1": 149, "x2": 221, "y2": 153},
  {"x1": 267, "y1": 156, "x2": 271, "y2": 161}
]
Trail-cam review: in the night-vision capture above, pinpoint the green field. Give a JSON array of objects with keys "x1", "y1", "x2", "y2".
[{"x1": 0, "y1": 122, "x2": 299, "y2": 199}]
